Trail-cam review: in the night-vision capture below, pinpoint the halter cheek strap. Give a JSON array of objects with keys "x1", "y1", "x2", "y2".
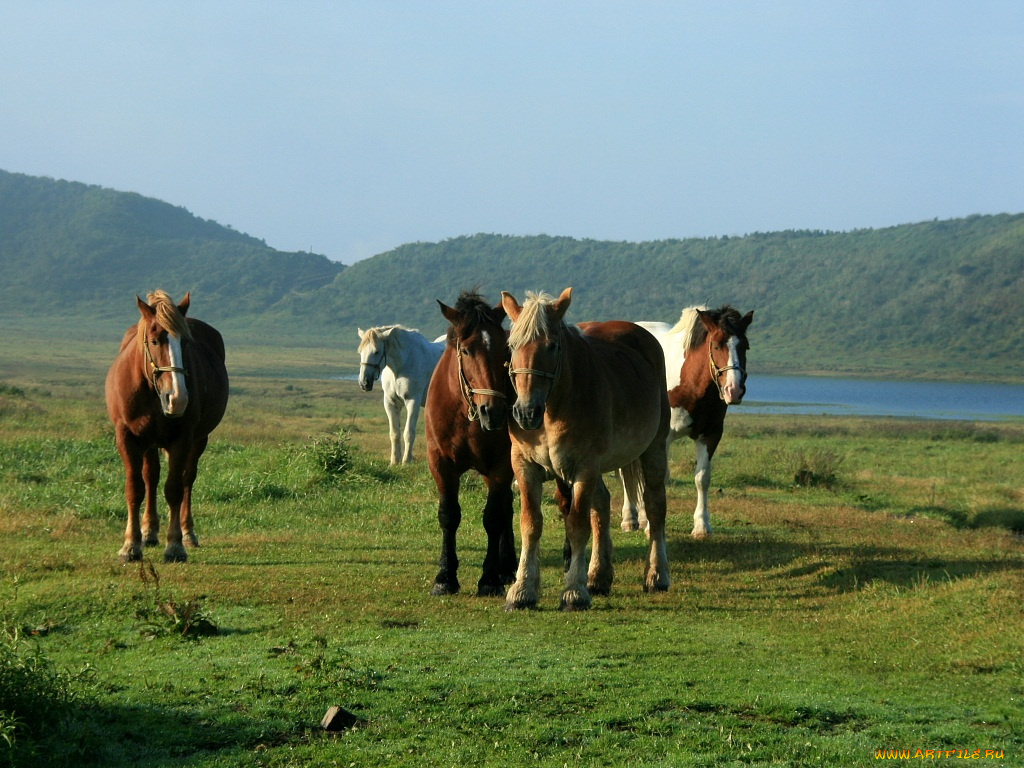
[
  {"x1": 140, "y1": 325, "x2": 187, "y2": 390},
  {"x1": 457, "y1": 347, "x2": 506, "y2": 422},
  {"x1": 708, "y1": 339, "x2": 745, "y2": 400}
]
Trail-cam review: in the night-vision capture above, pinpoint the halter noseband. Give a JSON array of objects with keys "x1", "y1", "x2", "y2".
[
  {"x1": 456, "y1": 345, "x2": 506, "y2": 422},
  {"x1": 507, "y1": 328, "x2": 563, "y2": 386},
  {"x1": 361, "y1": 345, "x2": 387, "y2": 379},
  {"x1": 708, "y1": 338, "x2": 745, "y2": 400}
]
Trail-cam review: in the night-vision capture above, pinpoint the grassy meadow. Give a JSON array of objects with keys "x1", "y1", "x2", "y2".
[{"x1": 1, "y1": 336, "x2": 1022, "y2": 767}]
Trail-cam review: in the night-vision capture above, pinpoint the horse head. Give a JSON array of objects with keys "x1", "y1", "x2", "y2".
[
  {"x1": 137, "y1": 291, "x2": 191, "y2": 418},
  {"x1": 697, "y1": 307, "x2": 754, "y2": 405},
  {"x1": 439, "y1": 292, "x2": 510, "y2": 432},
  {"x1": 356, "y1": 327, "x2": 387, "y2": 391},
  {"x1": 501, "y1": 287, "x2": 572, "y2": 431}
]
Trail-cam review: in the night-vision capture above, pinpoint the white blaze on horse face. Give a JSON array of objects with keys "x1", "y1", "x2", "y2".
[
  {"x1": 163, "y1": 334, "x2": 189, "y2": 416},
  {"x1": 721, "y1": 336, "x2": 746, "y2": 405}
]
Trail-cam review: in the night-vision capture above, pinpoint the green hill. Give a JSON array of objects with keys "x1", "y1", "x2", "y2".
[
  {"x1": 0, "y1": 170, "x2": 344, "y2": 324},
  {"x1": 2, "y1": 169, "x2": 1022, "y2": 379}
]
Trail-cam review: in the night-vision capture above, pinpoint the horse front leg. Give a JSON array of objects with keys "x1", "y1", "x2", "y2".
[
  {"x1": 692, "y1": 434, "x2": 719, "y2": 539},
  {"x1": 383, "y1": 394, "x2": 402, "y2": 465},
  {"x1": 429, "y1": 459, "x2": 462, "y2": 596},
  {"x1": 505, "y1": 460, "x2": 546, "y2": 611},
  {"x1": 479, "y1": 475, "x2": 515, "y2": 596},
  {"x1": 162, "y1": 444, "x2": 190, "y2": 563},
  {"x1": 141, "y1": 446, "x2": 161, "y2": 547},
  {"x1": 116, "y1": 431, "x2": 146, "y2": 563},
  {"x1": 561, "y1": 472, "x2": 598, "y2": 611}
]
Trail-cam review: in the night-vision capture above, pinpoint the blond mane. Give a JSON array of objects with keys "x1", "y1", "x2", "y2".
[
  {"x1": 141, "y1": 290, "x2": 192, "y2": 340},
  {"x1": 507, "y1": 292, "x2": 559, "y2": 350},
  {"x1": 667, "y1": 305, "x2": 708, "y2": 352}
]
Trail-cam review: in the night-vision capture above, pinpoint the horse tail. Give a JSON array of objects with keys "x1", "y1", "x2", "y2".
[{"x1": 621, "y1": 459, "x2": 646, "y2": 508}]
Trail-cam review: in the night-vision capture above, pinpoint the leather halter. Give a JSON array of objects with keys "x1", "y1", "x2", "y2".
[
  {"x1": 457, "y1": 345, "x2": 506, "y2": 422},
  {"x1": 707, "y1": 338, "x2": 745, "y2": 401},
  {"x1": 140, "y1": 324, "x2": 187, "y2": 390},
  {"x1": 507, "y1": 330, "x2": 562, "y2": 385},
  {"x1": 360, "y1": 346, "x2": 386, "y2": 380}
]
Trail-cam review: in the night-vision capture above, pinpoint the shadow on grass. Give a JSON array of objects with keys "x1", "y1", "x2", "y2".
[{"x1": 10, "y1": 699, "x2": 350, "y2": 768}]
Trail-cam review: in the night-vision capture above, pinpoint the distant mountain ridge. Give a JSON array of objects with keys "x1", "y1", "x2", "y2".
[{"x1": 2, "y1": 169, "x2": 1022, "y2": 379}]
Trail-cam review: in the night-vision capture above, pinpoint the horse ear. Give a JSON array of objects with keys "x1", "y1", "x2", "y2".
[
  {"x1": 178, "y1": 292, "x2": 191, "y2": 316},
  {"x1": 696, "y1": 309, "x2": 717, "y2": 334},
  {"x1": 438, "y1": 300, "x2": 459, "y2": 324},
  {"x1": 357, "y1": 328, "x2": 365, "y2": 339},
  {"x1": 136, "y1": 295, "x2": 155, "y2": 319},
  {"x1": 552, "y1": 287, "x2": 573, "y2": 320},
  {"x1": 741, "y1": 310, "x2": 754, "y2": 329},
  {"x1": 501, "y1": 292, "x2": 523, "y2": 322},
  {"x1": 491, "y1": 301, "x2": 507, "y2": 321}
]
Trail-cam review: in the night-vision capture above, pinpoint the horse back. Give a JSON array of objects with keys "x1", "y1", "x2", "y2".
[{"x1": 577, "y1": 321, "x2": 667, "y2": 383}]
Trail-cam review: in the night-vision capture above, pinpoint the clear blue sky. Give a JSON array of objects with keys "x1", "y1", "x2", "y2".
[{"x1": 2, "y1": 1, "x2": 1022, "y2": 263}]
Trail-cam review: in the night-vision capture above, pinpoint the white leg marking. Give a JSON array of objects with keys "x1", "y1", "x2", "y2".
[{"x1": 692, "y1": 439, "x2": 712, "y2": 538}]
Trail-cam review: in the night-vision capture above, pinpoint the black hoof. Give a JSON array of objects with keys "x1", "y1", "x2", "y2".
[{"x1": 430, "y1": 581, "x2": 459, "y2": 596}]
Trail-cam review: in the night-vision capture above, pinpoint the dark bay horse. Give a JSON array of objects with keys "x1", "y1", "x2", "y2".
[
  {"x1": 425, "y1": 291, "x2": 516, "y2": 596},
  {"x1": 501, "y1": 288, "x2": 671, "y2": 610},
  {"x1": 105, "y1": 291, "x2": 229, "y2": 563},
  {"x1": 620, "y1": 305, "x2": 754, "y2": 538}
]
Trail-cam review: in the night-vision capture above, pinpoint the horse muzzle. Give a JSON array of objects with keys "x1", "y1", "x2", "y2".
[
  {"x1": 721, "y1": 383, "x2": 745, "y2": 405},
  {"x1": 512, "y1": 401, "x2": 545, "y2": 430},
  {"x1": 160, "y1": 390, "x2": 189, "y2": 418},
  {"x1": 476, "y1": 402, "x2": 508, "y2": 432},
  {"x1": 358, "y1": 377, "x2": 375, "y2": 392}
]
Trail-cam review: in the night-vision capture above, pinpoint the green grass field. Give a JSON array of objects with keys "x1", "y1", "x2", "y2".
[{"x1": 1, "y1": 342, "x2": 1022, "y2": 767}]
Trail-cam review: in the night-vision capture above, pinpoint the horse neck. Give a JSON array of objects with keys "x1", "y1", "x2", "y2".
[{"x1": 669, "y1": 344, "x2": 714, "y2": 411}]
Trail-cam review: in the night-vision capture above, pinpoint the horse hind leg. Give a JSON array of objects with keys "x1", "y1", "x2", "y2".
[
  {"x1": 618, "y1": 467, "x2": 641, "y2": 532},
  {"x1": 401, "y1": 399, "x2": 420, "y2": 464},
  {"x1": 180, "y1": 436, "x2": 208, "y2": 548},
  {"x1": 639, "y1": 450, "x2": 670, "y2": 593},
  {"x1": 587, "y1": 476, "x2": 614, "y2": 597}
]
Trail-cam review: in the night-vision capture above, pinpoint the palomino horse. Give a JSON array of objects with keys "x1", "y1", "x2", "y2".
[
  {"x1": 619, "y1": 305, "x2": 754, "y2": 538},
  {"x1": 425, "y1": 290, "x2": 517, "y2": 596},
  {"x1": 105, "y1": 291, "x2": 229, "y2": 563},
  {"x1": 501, "y1": 288, "x2": 671, "y2": 610},
  {"x1": 356, "y1": 325, "x2": 444, "y2": 464}
]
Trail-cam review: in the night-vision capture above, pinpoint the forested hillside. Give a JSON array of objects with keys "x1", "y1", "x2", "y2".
[
  {"x1": 2, "y1": 169, "x2": 1022, "y2": 378},
  {"x1": 0, "y1": 170, "x2": 343, "y2": 321}
]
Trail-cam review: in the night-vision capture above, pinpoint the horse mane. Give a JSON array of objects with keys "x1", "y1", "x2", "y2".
[
  {"x1": 358, "y1": 324, "x2": 418, "y2": 354},
  {"x1": 447, "y1": 290, "x2": 500, "y2": 340},
  {"x1": 142, "y1": 290, "x2": 193, "y2": 340},
  {"x1": 675, "y1": 305, "x2": 748, "y2": 351},
  {"x1": 507, "y1": 292, "x2": 561, "y2": 349}
]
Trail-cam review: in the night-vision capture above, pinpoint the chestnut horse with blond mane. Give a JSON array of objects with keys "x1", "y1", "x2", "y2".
[
  {"x1": 105, "y1": 291, "x2": 228, "y2": 563},
  {"x1": 426, "y1": 290, "x2": 516, "y2": 597},
  {"x1": 501, "y1": 288, "x2": 671, "y2": 611}
]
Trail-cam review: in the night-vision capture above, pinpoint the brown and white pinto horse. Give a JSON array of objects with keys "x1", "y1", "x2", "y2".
[
  {"x1": 620, "y1": 305, "x2": 754, "y2": 538},
  {"x1": 501, "y1": 288, "x2": 671, "y2": 610},
  {"x1": 105, "y1": 291, "x2": 229, "y2": 563},
  {"x1": 425, "y1": 291, "x2": 517, "y2": 596}
]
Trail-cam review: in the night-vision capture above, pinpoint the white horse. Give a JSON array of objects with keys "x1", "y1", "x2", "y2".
[
  {"x1": 357, "y1": 325, "x2": 445, "y2": 464},
  {"x1": 619, "y1": 305, "x2": 753, "y2": 538}
]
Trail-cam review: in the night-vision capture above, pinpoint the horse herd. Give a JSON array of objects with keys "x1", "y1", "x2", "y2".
[{"x1": 106, "y1": 289, "x2": 753, "y2": 611}]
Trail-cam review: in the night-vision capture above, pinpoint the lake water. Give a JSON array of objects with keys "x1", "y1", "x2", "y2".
[{"x1": 742, "y1": 375, "x2": 1024, "y2": 421}]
